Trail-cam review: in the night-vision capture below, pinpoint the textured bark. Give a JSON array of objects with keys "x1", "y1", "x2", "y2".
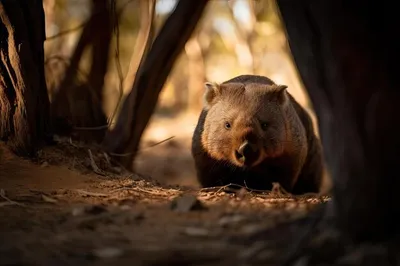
[
  {"x1": 276, "y1": 0, "x2": 400, "y2": 241},
  {"x1": 50, "y1": 0, "x2": 112, "y2": 142},
  {"x1": 109, "y1": 0, "x2": 156, "y2": 125},
  {"x1": 103, "y1": 0, "x2": 209, "y2": 169},
  {"x1": 0, "y1": 0, "x2": 50, "y2": 156},
  {"x1": 122, "y1": 0, "x2": 156, "y2": 95}
]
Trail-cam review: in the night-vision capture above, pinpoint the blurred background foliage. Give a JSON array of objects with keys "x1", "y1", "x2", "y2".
[{"x1": 42, "y1": 0, "x2": 315, "y2": 186}]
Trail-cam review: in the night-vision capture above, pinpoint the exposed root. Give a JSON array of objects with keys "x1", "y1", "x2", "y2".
[{"x1": 88, "y1": 149, "x2": 106, "y2": 176}]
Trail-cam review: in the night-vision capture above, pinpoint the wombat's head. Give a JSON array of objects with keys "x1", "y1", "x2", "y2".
[{"x1": 201, "y1": 81, "x2": 290, "y2": 168}]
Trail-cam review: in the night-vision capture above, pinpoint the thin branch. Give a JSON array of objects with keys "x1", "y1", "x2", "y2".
[
  {"x1": 108, "y1": 0, "x2": 156, "y2": 126},
  {"x1": 108, "y1": 136, "x2": 175, "y2": 157},
  {"x1": 103, "y1": 0, "x2": 208, "y2": 169},
  {"x1": 0, "y1": 189, "x2": 24, "y2": 207},
  {"x1": 108, "y1": 0, "x2": 124, "y2": 126},
  {"x1": 45, "y1": 22, "x2": 86, "y2": 41}
]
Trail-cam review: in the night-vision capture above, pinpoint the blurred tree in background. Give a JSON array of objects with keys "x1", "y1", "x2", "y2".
[
  {"x1": 2, "y1": 0, "x2": 399, "y2": 262},
  {"x1": 42, "y1": 0, "x2": 311, "y2": 169},
  {"x1": 47, "y1": 0, "x2": 112, "y2": 142}
]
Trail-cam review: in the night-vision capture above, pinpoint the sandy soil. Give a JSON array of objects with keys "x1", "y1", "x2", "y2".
[{"x1": 0, "y1": 115, "x2": 340, "y2": 266}]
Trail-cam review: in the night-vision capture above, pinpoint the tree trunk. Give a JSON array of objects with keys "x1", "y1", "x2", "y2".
[
  {"x1": 0, "y1": 0, "x2": 50, "y2": 156},
  {"x1": 103, "y1": 0, "x2": 208, "y2": 170},
  {"x1": 50, "y1": 0, "x2": 111, "y2": 142},
  {"x1": 109, "y1": 0, "x2": 156, "y2": 125},
  {"x1": 122, "y1": 0, "x2": 156, "y2": 95},
  {"x1": 276, "y1": 0, "x2": 400, "y2": 241}
]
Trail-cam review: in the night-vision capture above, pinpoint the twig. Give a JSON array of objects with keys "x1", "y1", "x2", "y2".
[
  {"x1": 46, "y1": 22, "x2": 87, "y2": 41},
  {"x1": 141, "y1": 136, "x2": 176, "y2": 150},
  {"x1": 133, "y1": 186, "x2": 174, "y2": 196},
  {"x1": 0, "y1": 189, "x2": 24, "y2": 207},
  {"x1": 199, "y1": 183, "x2": 273, "y2": 194},
  {"x1": 103, "y1": 152, "x2": 111, "y2": 166},
  {"x1": 88, "y1": 149, "x2": 106, "y2": 176},
  {"x1": 73, "y1": 124, "x2": 111, "y2": 131},
  {"x1": 69, "y1": 137, "x2": 79, "y2": 148},
  {"x1": 108, "y1": 136, "x2": 175, "y2": 157},
  {"x1": 107, "y1": 0, "x2": 125, "y2": 127},
  {"x1": 270, "y1": 182, "x2": 291, "y2": 197},
  {"x1": 199, "y1": 184, "x2": 231, "y2": 192},
  {"x1": 199, "y1": 182, "x2": 323, "y2": 201},
  {"x1": 111, "y1": 185, "x2": 179, "y2": 197}
]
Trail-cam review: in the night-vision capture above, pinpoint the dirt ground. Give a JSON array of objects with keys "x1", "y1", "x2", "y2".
[{"x1": 0, "y1": 115, "x2": 338, "y2": 266}]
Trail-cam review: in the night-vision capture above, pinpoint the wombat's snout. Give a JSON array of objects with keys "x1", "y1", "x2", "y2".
[{"x1": 234, "y1": 140, "x2": 260, "y2": 166}]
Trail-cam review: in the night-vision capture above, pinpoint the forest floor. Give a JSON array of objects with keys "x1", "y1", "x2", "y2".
[{"x1": 0, "y1": 114, "x2": 367, "y2": 266}]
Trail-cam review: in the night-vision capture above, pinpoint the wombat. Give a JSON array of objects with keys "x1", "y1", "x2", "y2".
[{"x1": 191, "y1": 75, "x2": 324, "y2": 195}]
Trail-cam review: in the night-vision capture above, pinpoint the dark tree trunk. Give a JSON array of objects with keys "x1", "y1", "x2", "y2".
[
  {"x1": 50, "y1": 0, "x2": 112, "y2": 142},
  {"x1": 103, "y1": 0, "x2": 208, "y2": 170},
  {"x1": 0, "y1": 0, "x2": 50, "y2": 156},
  {"x1": 110, "y1": 0, "x2": 155, "y2": 127},
  {"x1": 276, "y1": 0, "x2": 400, "y2": 241}
]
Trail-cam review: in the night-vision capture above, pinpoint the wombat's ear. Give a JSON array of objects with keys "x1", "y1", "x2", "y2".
[
  {"x1": 275, "y1": 85, "x2": 289, "y2": 106},
  {"x1": 203, "y1": 81, "x2": 221, "y2": 109}
]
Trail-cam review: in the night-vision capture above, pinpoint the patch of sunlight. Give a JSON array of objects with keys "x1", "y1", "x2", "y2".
[
  {"x1": 232, "y1": 0, "x2": 253, "y2": 31},
  {"x1": 156, "y1": 0, "x2": 177, "y2": 15},
  {"x1": 213, "y1": 18, "x2": 236, "y2": 37},
  {"x1": 145, "y1": 127, "x2": 170, "y2": 142},
  {"x1": 256, "y1": 21, "x2": 278, "y2": 36}
]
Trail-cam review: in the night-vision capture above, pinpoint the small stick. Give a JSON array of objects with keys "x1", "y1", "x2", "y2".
[
  {"x1": 88, "y1": 149, "x2": 105, "y2": 176},
  {"x1": 0, "y1": 189, "x2": 24, "y2": 207},
  {"x1": 108, "y1": 136, "x2": 175, "y2": 157}
]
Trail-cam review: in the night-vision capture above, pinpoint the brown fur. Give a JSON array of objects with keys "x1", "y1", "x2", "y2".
[{"x1": 191, "y1": 75, "x2": 324, "y2": 194}]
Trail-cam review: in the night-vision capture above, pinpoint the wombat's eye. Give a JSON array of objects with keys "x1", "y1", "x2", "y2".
[
  {"x1": 224, "y1": 122, "x2": 231, "y2": 130},
  {"x1": 261, "y1": 122, "x2": 269, "y2": 130}
]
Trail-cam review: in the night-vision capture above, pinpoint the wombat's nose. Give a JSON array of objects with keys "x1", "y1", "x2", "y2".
[{"x1": 235, "y1": 141, "x2": 255, "y2": 161}]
